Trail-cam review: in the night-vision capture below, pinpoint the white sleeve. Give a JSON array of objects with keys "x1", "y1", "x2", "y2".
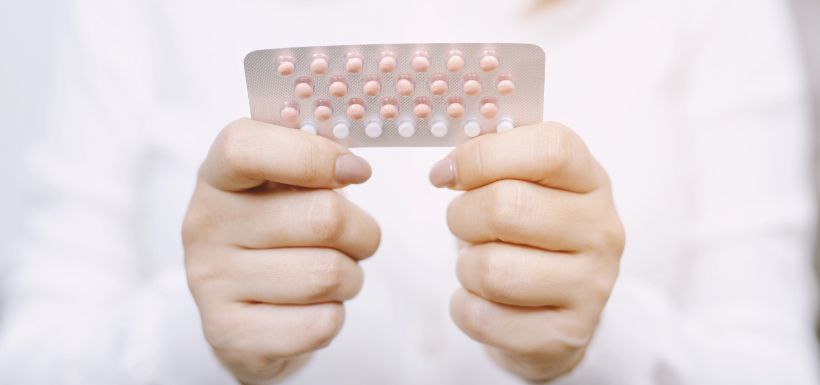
[
  {"x1": 0, "y1": 3, "x2": 235, "y2": 384},
  {"x1": 557, "y1": 0, "x2": 819, "y2": 384}
]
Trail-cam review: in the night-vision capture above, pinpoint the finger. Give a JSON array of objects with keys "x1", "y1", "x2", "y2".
[
  {"x1": 194, "y1": 248, "x2": 364, "y2": 305},
  {"x1": 203, "y1": 302, "x2": 344, "y2": 377},
  {"x1": 457, "y1": 242, "x2": 614, "y2": 308},
  {"x1": 201, "y1": 118, "x2": 372, "y2": 191},
  {"x1": 450, "y1": 289, "x2": 592, "y2": 360},
  {"x1": 189, "y1": 187, "x2": 381, "y2": 260},
  {"x1": 429, "y1": 122, "x2": 607, "y2": 192},
  {"x1": 447, "y1": 179, "x2": 614, "y2": 252}
]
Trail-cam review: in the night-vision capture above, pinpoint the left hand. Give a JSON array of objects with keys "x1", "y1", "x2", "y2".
[{"x1": 429, "y1": 122, "x2": 625, "y2": 382}]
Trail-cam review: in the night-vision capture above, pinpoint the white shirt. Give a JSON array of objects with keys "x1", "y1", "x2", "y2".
[{"x1": 1, "y1": 0, "x2": 818, "y2": 384}]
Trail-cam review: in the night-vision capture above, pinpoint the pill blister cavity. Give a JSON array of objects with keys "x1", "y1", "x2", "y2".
[
  {"x1": 496, "y1": 74, "x2": 515, "y2": 95},
  {"x1": 480, "y1": 97, "x2": 498, "y2": 119},
  {"x1": 347, "y1": 99, "x2": 366, "y2": 120},
  {"x1": 480, "y1": 50, "x2": 499, "y2": 72},
  {"x1": 294, "y1": 77, "x2": 313, "y2": 99},
  {"x1": 328, "y1": 77, "x2": 348, "y2": 98},
  {"x1": 314, "y1": 100, "x2": 333, "y2": 122},
  {"x1": 310, "y1": 54, "x2": 329, "y2": 75},
  {"x1": 414, "y1": 97, "x2": 432, "y2": 119},
  {"x1": 379, "y1": 51, "x2": 397, "y2": 73},
  {"x1": 464, "y1": 120, "x2": 481, "y2": 137},
  {"x1": 429, "y1": 74, "x2": 449, "y2": 96},
  {"x1": 345, "y1": 52, "x2": 363, "y2": 74},
  {"x1": 365, "y1": 121, "x2": 383, "y2": 138},
  {"x1": 277, "y1": 56, "x2": 296, "y2": 76},
  {"x1": 300, "y1": 121, "x2": 317, "y2": 135},
  {"x1": 463, "y1": 74, "x2": 482, "y2": 96},
  {"x1": 496, "y1": 118, "x2": 514, "y2": 133},
  {"x1": 398, "y1": 121, "x2": 415, "y2": 138},
  {"x1": 412, "y1": 51, "x2": 430, "y2": 72},
  {"x1": 280, "y1": 100, "x2": 300, "y2": 124},
  {"x1": 333, "y1": 122, "x2": 350, "y2": 138},
  {"x1": 363, "y1": 76, "x2": 382, "y2": 96},
  {"x1": 396, "y1": 75, "x2": 415, "y2": 96},
  {"x1": 380, "y1": 97, "x2": 399, "y2": 120},
  {"x1": 447, "y1": 50, "x2": 465, "y2": 72},
  {"x1": 431, "y1": 120, "x2": 448, "y2": 138},
  {"x1": 447, "y1": 97, "x2": 465, "y2": 119}
]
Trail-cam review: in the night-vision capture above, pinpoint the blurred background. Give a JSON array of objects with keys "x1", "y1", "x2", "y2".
[{"x1": 1, "y1": 0, "x2": 818, "y2": 338}]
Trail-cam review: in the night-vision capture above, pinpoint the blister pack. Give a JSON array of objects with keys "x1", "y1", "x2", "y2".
[{"x1": 244, "y1": 43, "x2": 545, "y2": 147}]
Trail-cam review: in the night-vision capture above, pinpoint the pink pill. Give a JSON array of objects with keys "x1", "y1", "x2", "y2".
[
  {"x1": 347, "y1": 103, "x2": 365, "y2": 120},
  {"x1": 363, "y1": 80, "x2": 381, "y2": 96},
  {"x1": 463, "y1": 79, "x2": 481, "y2": 96},
  {"x1": 379, "y1": 55, "x2": 397, "y2": 72},
  {"x1": 480, "y1": 102, "x2": 498, "y2": 119},
  {"x1": 447, "y1": 55, "x2": 464, "y2": 72},
  {"x1": 346, "y1": 57, "x2": 363, "y2": 73},
  {"x1": 412, "y1": 55, "x2": 430, "y2": 72},
  {"x1": 329, "y1": 81, "x2": 348, "y2": 97},
  {"x1": 280, "y1": 106, "x2": 299, "y2": 123},
  {"x1": 277, "y1": 61, "x2": 295, "y2": 76},
  {"x1": 497, "y1": 79, "x2": 515, "y2": 95},
  {"x1": 310, "y1": 57, "x2": 329, "y2": 74},
  {"x1": 396, "y1": 78, "x2": 414, "y2": 96},
  {"x1": 314, "y1": 105, "x2": 332, "y2": 121},
  {"x1": 447, "y1": 102, "x2": 465, "y2": 119},
  {"x1": 380, "y1": 104, "x2": 398, "y2": 120},
  {"x1": 414, "y1": 103, "x2": 432, "y2": 119},
  {"x1": 430, "y1": 79, "x2": 448, "y2": 95},
  {"x1": 480, "y1": 55, "x2": 499, "y2": 72},
  {"x1": 295, "y1": 82, "x2": 313, "y2": 99}
]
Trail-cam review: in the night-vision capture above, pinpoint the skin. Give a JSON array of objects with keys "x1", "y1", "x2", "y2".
[{"x1": 182, "y1": 119, "x2": 624, "y2": 384}]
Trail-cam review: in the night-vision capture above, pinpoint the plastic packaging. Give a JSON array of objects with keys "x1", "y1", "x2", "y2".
[{"x1": 245, "y1": 43, "x2": 545, "y2": 147}]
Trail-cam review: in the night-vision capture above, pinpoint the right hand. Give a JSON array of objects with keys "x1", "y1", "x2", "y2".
[{"x1": 182, "y1": 118, "x2": 381, "y2": 384}]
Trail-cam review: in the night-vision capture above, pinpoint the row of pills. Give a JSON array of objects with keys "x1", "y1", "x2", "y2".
[
  {"x1": 291, "y1": 75, "x2": 515, "y2": 99},
  {"x1": 280, "y1": 97, "x2": 502, "y2": 123},
  {"x1": 277, "y1": 49, "x2": 502, "y2": 77},
  {"x1": 299, "y1": 118, "x2": 516, "y2": 140}
]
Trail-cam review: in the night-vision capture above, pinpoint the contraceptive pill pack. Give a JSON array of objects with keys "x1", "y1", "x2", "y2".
[{"x1": 244, "y1": 43, "x2": 545, "y2": 147}]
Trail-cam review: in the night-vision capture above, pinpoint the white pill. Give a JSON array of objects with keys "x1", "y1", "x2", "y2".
[
  {"x1": 496, "y1": 118, "x2": 515, "y2": 132},
  {"x1": 300, "y1": 122, "x2": 317, "y2": 135},
  {"x1": 333, "y1": 122, "x2": 350, "y2": 138},
  {"x1": 464, "y1": 120, "x2": 481, "y2": 137},
  {"x1": 398, "y1": 121, "x2": 415, "y2": 138},
  {"x1": 431, "y1": 121, "x2": 448, "y2": 138},
  {"x1": 365, "y1": 121, "x2": 383, "y2": 138}
]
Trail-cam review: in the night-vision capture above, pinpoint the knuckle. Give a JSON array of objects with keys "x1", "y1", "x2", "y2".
[
  {"x1": 181, "y1": 200, "x2": 217, "y2": 247},
  {"x1": 530, "y1": 123, "x2": 574, "y2": 174},
  {"x1": 451, "y1": 291, "x2": 490, "y2": 342},
  {"x1": 304, "y1": 305, "x2": 345, "y2": 350},
  {"x1": 486, "y1": 181, "x2": 525, "y2": 236},
  {"x1": 201, "y1": 312, "x2": 240, "y2": 354},
  {"x1": 306, "y1": 191, "x2": 347, "y2": 244},
  {"x1": 217, "y1": 122, "x2": 253, "y2": 178},
  {"x1": 204, "y1": 315, "x2": 284, "y2": 375},
  {"x1": 305, "y1": 252, "x2": 347, "y2": 301},
  {"x1": 475, "y1": 249, "x2": 512, "y2": 302},
  {"x1": 184, "y1": 260, "x2": 219, "y2": 296}
]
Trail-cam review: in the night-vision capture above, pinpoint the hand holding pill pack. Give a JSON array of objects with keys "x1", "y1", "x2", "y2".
[{"x1": 244, "y1": 43, "x2": 545, "y2": 147}]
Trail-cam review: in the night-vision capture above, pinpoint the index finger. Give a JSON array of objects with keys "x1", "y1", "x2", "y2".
[
  {"x1": 201, "y1": 118, "x2": 372, "y2": 191},
  {"x1": 429, "y1": 122, "x2": 607, "y2": 193}
]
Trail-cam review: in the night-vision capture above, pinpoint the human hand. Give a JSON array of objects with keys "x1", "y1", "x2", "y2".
[
  {"x1": 429, "y1": 122, "x2": 625, "y2": 382},
  {"x1": 182, "y1": 118, "x2": 381, "y2": 384}
]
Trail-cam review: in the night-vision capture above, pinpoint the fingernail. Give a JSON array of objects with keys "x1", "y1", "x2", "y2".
[
  {"x1": 335, "y1": 153, "x2": 372, "y2": 185},
  {"x1": 429, "y1": 156, "x2": 455, "y2": 187}
]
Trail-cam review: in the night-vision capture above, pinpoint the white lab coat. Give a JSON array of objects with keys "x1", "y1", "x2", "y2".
[{"x1": 0, "y1": 0, "x2": 818, "y2": 384}]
